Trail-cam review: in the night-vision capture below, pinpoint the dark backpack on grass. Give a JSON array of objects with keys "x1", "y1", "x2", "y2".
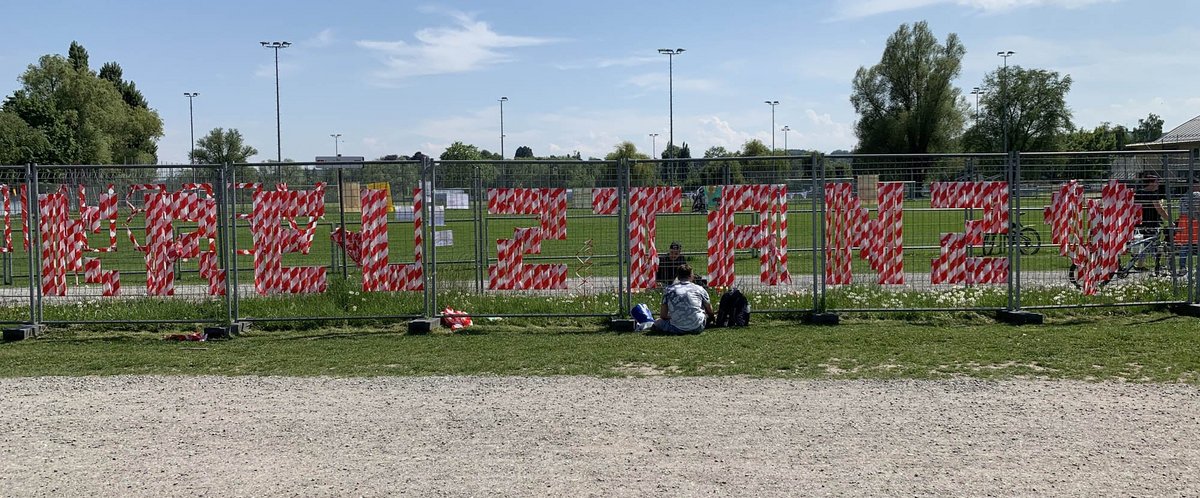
[{"x1": 715, "y1": 288, "x2": 750, "y2": 327}]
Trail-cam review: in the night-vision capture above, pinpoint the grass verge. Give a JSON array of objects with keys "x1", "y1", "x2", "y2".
[{"x1": 1, "y1": 312, "x2": 1197, "y2": 382}]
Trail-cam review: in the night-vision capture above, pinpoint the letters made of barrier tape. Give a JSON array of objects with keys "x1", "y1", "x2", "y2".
[
  {"x1": 706, "y1": 184, "x2": 789, "y2": 288},
  {"x1": 328, "y1": 186, "x2": 424, "y2": 292},
  {"x1": 630, "y1": 186, "x2": 681, "y2": 289},
  {"x1": 125, "y1": 183, "x2": 222, "y2": 296},
  {"x1": 238, "y1": 183, "x2": 327, "y2": 295},
  {"x1": 1044, "y1": 179, "x2": 1140, "y2": 295},
  {"x1": 37, "y1": 185, "x2": 121, "y2": 296},
  {"x1": 487, "y1": 188, "x2": 568, "y2": 290},
  {"x1": 930, "y1": 181, "x2": 1010, "y2": 285},
  {"x1": 825, "y1": 182, "x2": 905, "y2": 285}
]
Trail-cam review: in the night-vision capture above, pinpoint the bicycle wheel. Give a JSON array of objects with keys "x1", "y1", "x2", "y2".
[
  {"x1": 979, "y1": 233, "x2": 996, "y2": 256},
  {"x1": 1019, "y1": 227, "x2": 1041, "y2": 255}
]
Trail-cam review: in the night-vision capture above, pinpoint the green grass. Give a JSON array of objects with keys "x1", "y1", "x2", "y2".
[{"x1": 1, "y1": 312, "x2": 1198, "y2": 382}]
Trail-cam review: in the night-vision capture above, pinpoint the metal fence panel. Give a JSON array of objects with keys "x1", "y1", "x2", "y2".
[
  {"x1": 433, "y1": 159, "x2": 625, "y2": 317},
  {"x1": 227, "y1": 160, "x2": 428, "y2": 324},
  {"x1": 0, "y1": 165, "x2": 33, "y2": 325},
  {"x1": 624, "y1": 155, "x2": 815, "y2": 314},
  {"x1": 28, "y1": 164, "x2": 229, "y2": 326},
  {"x1": 1015, "y1": 151, "x2": 1194, "y2": 310},
  {"x1": 819, "y1": 154, "x2": 1010, "y2": 313}
]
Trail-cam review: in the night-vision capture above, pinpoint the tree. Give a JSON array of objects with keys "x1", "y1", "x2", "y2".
[
  {"x1": 192, "y1": 128, "x2": 257, "y2": 164},
  {"x1": 1, "y1": 42, "x2": 163, "y2": 167},
  {"x1": 514, "y1": 145, "x2": 534, "y2": 158},
  {"x1": 962, "y1": 66, "x2": 1073, "y2": 153},
  {"x1": 739, "y1": 139, "x2": 789, "y2": 183},
  {"x1": 187, "y1": 128, "x2": 256, "y2": 183},
  {"x1": 850, "y1": 21, "x2": 966, "y2": 158},
  {"x1": 439, "y1": 141, "x2": 496, "y2": 188},
  {"x1": 1130, "y1": 113, "x2": 1164, "y2": 144}
]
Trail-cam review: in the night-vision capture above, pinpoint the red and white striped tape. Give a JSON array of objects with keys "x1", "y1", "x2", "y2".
[
  {"x1": 1044, "y1": 179, "x2": 1140, "y2": 295},
  {"x1": 823, "y1": 181, "x2": 905, "y2": 285},
  {"x1": 487, "y1": 188, "x2": 569, "y2": 290},
  {"x1": 930, "y1": 181, "x2": 1010, "y2": 285},
  {"x1": 704, "y1": 184, "x2": 789, "y2": 288}
]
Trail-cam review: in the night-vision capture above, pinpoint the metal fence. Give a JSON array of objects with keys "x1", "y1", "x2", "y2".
[{"x1": 0, "y1": 150, "x2": 1195, "y2": 331}]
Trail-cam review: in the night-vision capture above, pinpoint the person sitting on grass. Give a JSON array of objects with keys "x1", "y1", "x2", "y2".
[
  {"x1": 649, "y1": 264, "x2": 714, "y2": 335},
  {"x1": 656, "y1": 241, "x2": 688, "y2": 287}
]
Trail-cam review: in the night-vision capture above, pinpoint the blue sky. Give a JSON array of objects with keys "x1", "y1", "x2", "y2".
[{"x1": 2, "y1": 0, "x2": 1196, "y2": 164}]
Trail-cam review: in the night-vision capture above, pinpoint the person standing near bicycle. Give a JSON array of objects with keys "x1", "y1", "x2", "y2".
[{"x1": 1134, "y1": 171, "x2": 1170, "y2": 273}]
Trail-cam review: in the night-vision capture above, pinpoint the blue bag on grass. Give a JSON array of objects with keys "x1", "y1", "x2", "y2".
[{"x1": 631, "y1": 303, "x2": 654, "y2": 324}]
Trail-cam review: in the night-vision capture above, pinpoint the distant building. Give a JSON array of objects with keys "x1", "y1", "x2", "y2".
[{"x1": 1127, "y1": 115, "x2": 1200, "y2": 153}]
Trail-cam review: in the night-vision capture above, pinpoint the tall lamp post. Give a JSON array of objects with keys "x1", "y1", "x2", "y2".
[
  {"x1": 657, "y1": 48, "x2": 685, "y2": 154},
  {"x1": 781, "y1": 125, "x2": 790, "y2": 154},
  {"x1": 498, "y1": 96, "x2": 508, "y2": 159},
  {"x1": 261, "y1": 40, "x2": 291, "y2": 182},
  {"x1": 649, "y1": 133, "x2": 659, "y2": 159},
  {"x1": 330, "y1": 133, "x2": 342, "y2": 156},
  {"x1": 997, "y1": 51, "x2": 1015, "y2": 153},
  {"x1": 184, "y1": 92, "x2": 199, "y2": 182},
  {"x1": 970, "y1": 87, "x2": 983, "y2": 119},
  {"x1": 764, "y1": 100, "x2": 779, "y2": 155}
]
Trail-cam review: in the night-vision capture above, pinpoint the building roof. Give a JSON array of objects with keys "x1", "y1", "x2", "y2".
[{"x1": 1127, "y1": 114, "x2": 1200, "y2": 150}]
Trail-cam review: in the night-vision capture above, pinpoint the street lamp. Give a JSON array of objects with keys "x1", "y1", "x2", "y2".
[
  {"x1": 261, "y1": 40, "x2": 291, "y2": 182},
  {"x1": 997, "y1": 50, "x2": 1015, "y2": 153},
  {"x1": 781, "y1": 125, "x2": 790, "y2": 154},
  {"x1": 764, "y1": 100, "x2": 779, "y2": 155},
  {"x1": 970, "y1": 87, "x2": 983, "y2": 119},
  {"x1": 649, "y1": 133, "x2": 659, "y2": 159},
  {"x1": 330, "y1": 133, "x2": 342, "y2": 156},
  {"x1": 183, "y1": 92, "x2": 198, "y2": 162},
  {"x1": 499, "y1": 96, "x2": 508, "y2": 159},
  {"x1": 657, "y1": 48, "x2": 685, "y2": 154}
]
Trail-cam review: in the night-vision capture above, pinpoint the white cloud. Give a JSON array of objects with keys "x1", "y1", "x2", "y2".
[
  {"x1": 307, "y1": 28, "x2": 335, "y2": 48},
  {"x1": 356, "y1": 11, "x2": 555, "y2": 80},
  {"x1": 831, "y1": 0, "x2": 1118, "y2": 19}
]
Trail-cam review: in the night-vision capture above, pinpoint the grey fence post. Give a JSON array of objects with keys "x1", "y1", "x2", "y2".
[
  {"x1": 336, "y1": 166, "x2": 348, "y2": 280},
  {"x1": 217, "y1": 163, "x2": 233, "y2": 326},
  {"x1": 1191, "y1": 150, "x2": 1198, "y2": 304},
  {"x1": 812, "y1": 152, "x2": 825, "y2": 312},
  {"x1": 24, "y1": 163, "x2": 36, "y2": 326},
  {"x1": 227, "y1": 163, "x2": 241, "y2": 322},
  {"x1": 29, "y1": 164, "x2": 43, "y2": 325},
  {"x1": 473, "y1": 163, "x2": 485, "y2": 294},
  {"x1": 618, "y1": 158, "x2": 630, "y2": 316},
  {"x1": 423, "y1": 156, "x2": 435, "y2": 318},
  {"x1": 1009, "y1": 151, "x2": 1024, "y2": 311}
]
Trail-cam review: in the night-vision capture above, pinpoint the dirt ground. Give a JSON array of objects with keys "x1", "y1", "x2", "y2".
[{"x1": 1, "y1": 376, "x2": 1197, "y2": 496}]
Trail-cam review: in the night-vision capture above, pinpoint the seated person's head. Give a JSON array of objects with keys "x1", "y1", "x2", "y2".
[
  {"x1": 669, "y1": 241, "x2": 682, "y2": 257},
  {"x1": 675, "y1": 263, "x2": 694, "y2": 282}
]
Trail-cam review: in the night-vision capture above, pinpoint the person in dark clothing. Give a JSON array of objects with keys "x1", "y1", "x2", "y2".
[
  {"x1": 656, "y1": 241, "x2": 688, "y2": 287},
  {"x1": 1134, "y1": 172, "x2": 1170, "y2": 272}
]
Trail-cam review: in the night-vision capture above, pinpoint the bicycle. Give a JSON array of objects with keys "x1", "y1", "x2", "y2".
[
  {"x1": 1068, "y1": 227, "x2": 1177, "y2": 290},
  {"x1": 980, "y1": 215, "x2": 1041, "y2": 256}
]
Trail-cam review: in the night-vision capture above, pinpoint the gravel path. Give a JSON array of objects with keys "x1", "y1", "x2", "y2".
[{"x1": 1, "y1": 376, "x2": 1198, "y2": 496}]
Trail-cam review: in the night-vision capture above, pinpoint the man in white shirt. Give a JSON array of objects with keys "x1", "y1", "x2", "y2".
[{"x1": 650, "y1": 264, "x2": 714, "y2": 334}]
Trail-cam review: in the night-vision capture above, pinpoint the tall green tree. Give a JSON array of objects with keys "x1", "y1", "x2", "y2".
[
  {"x1": 192, "y1": 128, "x2": 258, "y2": 164},
  {"x1": 514, "y1": 145, "x2": 534, "y2": 158},
  {"x1": 191, "y1": 127, "x2": 258, "y2": 181},
  {"x1": 850, "y1": 21, "x2": 967, "y2": 157},
  {"x1": 1130, "y1": 113, "x2": 1164, "y2": 144},
  {"x1": 1, "y1": 42, "x2": 163, "y2": 166},
  {"x1": 962, "y1": 66, "x2": 1073, "y2": 153}
]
